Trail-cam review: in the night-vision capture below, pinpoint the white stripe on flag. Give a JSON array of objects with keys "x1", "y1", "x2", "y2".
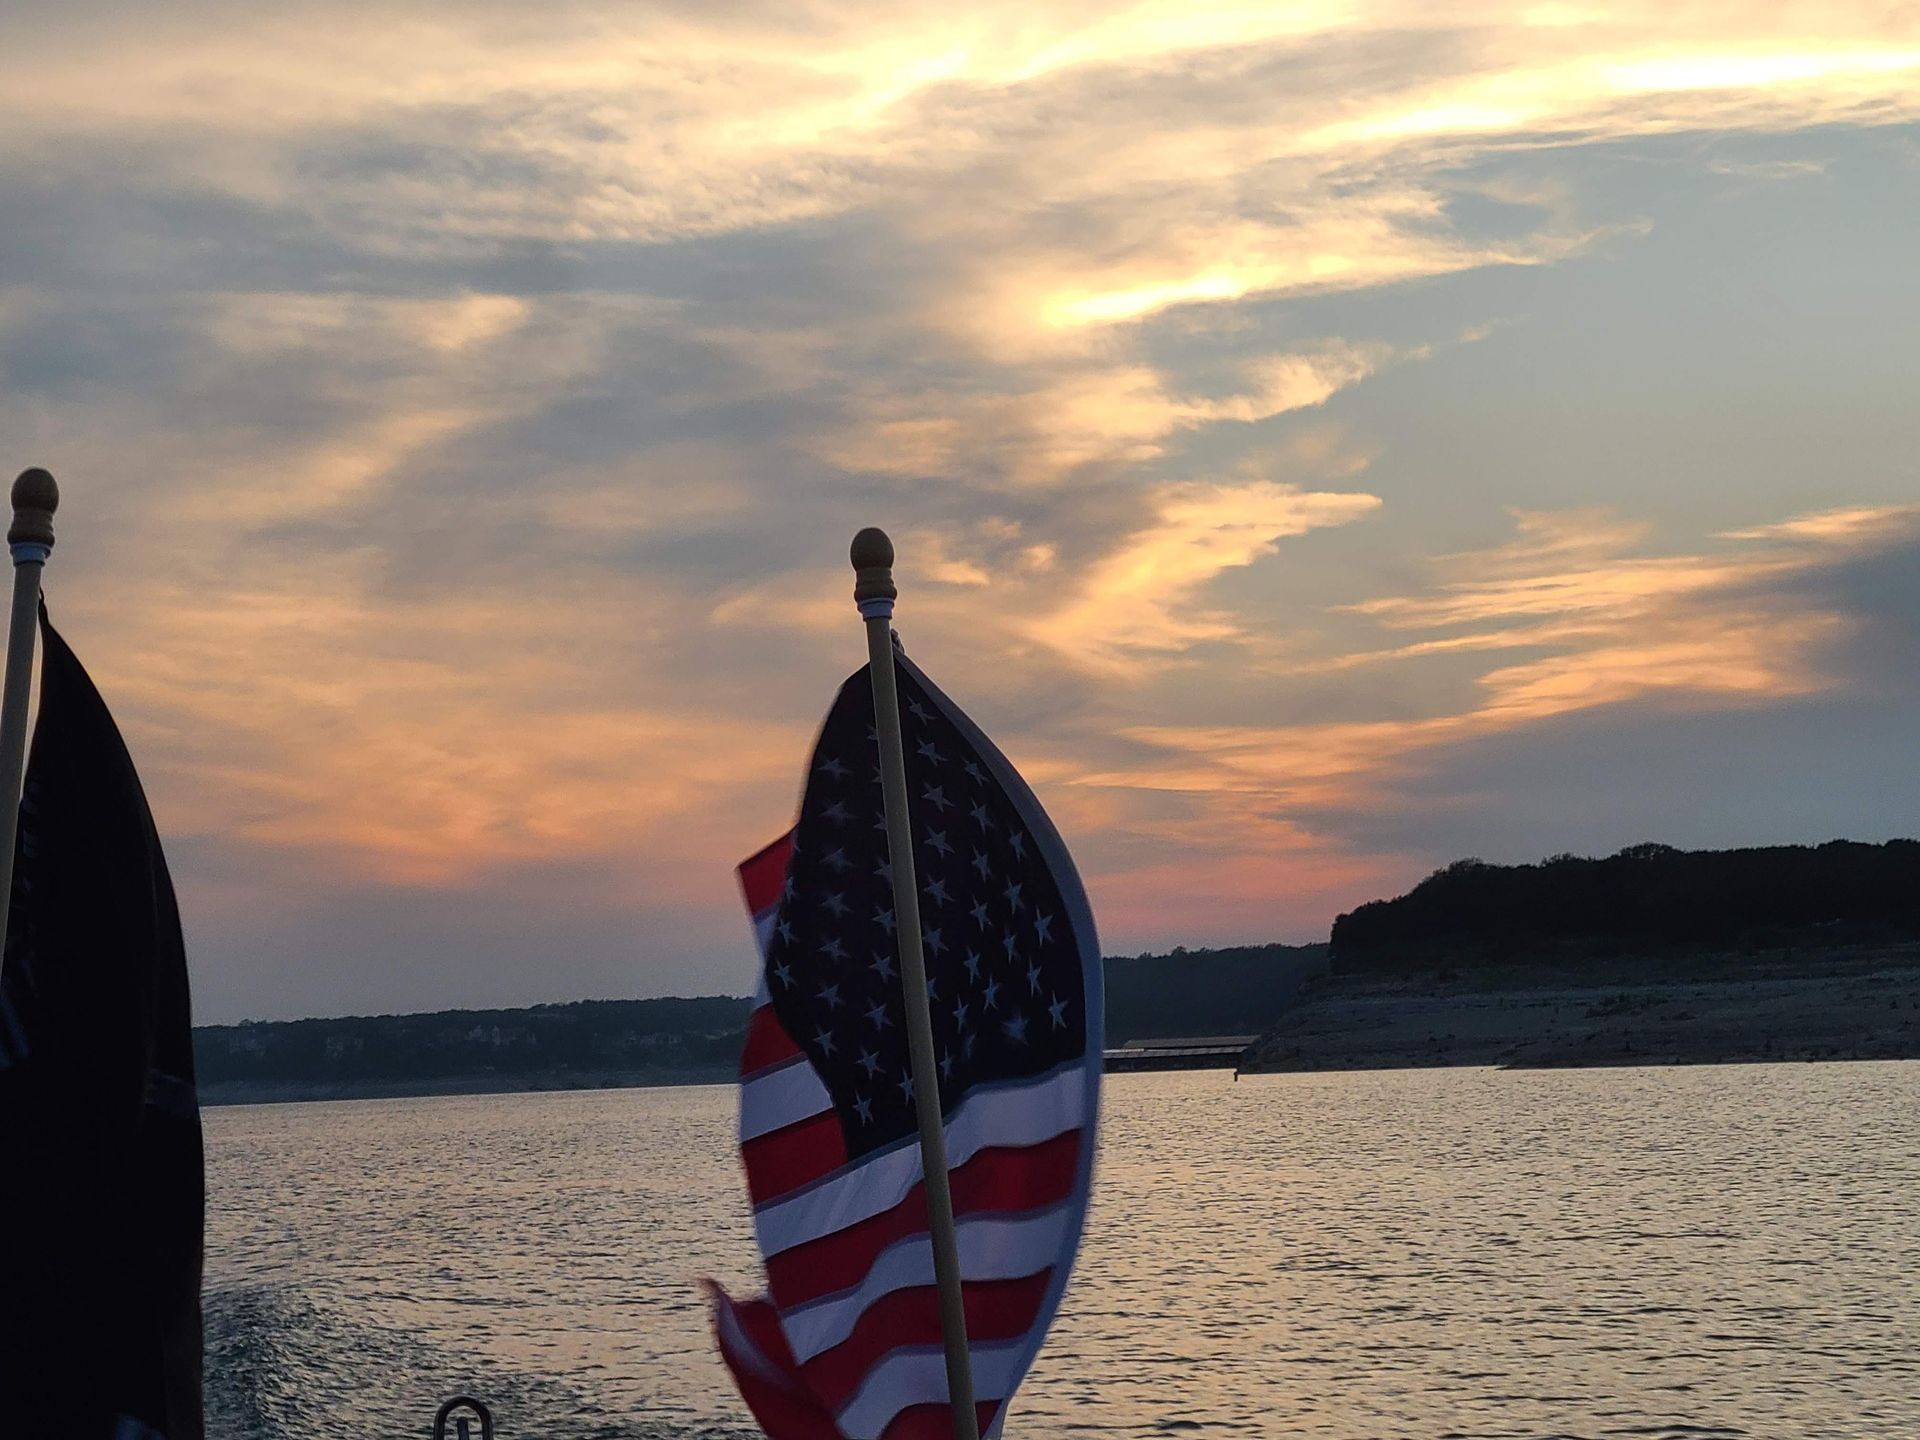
[
  {"x1": 739, "y1": 1054, "x2": 833, "y2": 1142},
  {"x1": 834, "y1": 1337, "x2": 1031, "y2": 1439},
  {"x1": 754, "y1": 1062, "x2": 1089, "y2": 1255},
  {"x1": 782, "y1": 1203, "x2": 1075, "y2": 1363},
  {"x1": 751, "y1": 908, "x2": 777, "y2": 956}
]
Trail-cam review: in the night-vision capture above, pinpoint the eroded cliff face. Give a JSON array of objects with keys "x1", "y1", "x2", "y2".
[{"x1": 1243, "y1": 944, "x2": 1920, "y2": 1073}]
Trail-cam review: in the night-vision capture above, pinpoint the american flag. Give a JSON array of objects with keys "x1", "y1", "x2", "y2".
[{"x1": 709, "y1": 649, "x2": 1102, "y2": 1440}]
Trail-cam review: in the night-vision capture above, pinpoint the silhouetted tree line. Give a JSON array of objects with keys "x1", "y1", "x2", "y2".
[
  {"x1": 1332, "y1": 839, "x2": 1920, "y2": 972},
  {"x1": 194, "y1": 996, "x2": 753, "y2": 1088}
]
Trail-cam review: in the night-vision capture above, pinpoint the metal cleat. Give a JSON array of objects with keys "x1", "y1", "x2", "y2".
[{"x1": 432, "y1": 1395, "x2": 495, "y2": 1440}]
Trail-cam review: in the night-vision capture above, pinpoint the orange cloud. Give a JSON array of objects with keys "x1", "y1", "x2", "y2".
[
  {"x1": 1039, "y1": 480, "x2": 1383, "y2": 672},
  {"x1": 82, "y1": 570, "x2": 813, "y2": 907},
  {"x1": 1104, "y1": 502, "x2": 1920, "y2": 813},
  {"x1": 817, "y1": 341, "x2": 1413, "y2": 487}
]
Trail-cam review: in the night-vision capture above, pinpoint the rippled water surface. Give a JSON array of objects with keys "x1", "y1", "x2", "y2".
[{"x1": 205, "y1": 1063, "x2": 1920, "y2": 1439}]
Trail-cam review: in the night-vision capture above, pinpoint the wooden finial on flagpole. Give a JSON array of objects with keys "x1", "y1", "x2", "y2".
[
  {"x1": 0, "y1": 468, "x2": 57, "y2": 961},
  {"x1": 9, "y1": 468, "x2": 58, "y2": 551},
  {"x1": 851, "y1": 527, "x2": 982, "y2": 1440},
  {"x1": 851, "y1": 526, "x2": 897, "y2": 611}
]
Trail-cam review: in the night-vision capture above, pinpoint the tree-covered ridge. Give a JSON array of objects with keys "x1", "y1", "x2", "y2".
[
  {"x1": 195, "y1": 995, "x2": 753, "y2": 1091},
  {"x1": 1332, "y1": 839, "x2": 1920, "y2": 971},
  {"x1": 1101, "y1": 942, "x2": 1327, "y2": 1043}
]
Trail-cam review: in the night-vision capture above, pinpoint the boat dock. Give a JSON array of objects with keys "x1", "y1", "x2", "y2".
[{"x1": 1102, "y1": 1035, "x2": 1259, "y2": 1072}]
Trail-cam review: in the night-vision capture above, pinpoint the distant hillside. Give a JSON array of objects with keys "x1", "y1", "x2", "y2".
[
  {"x1": 194, "y1": 996, "x2": 752, "y2": 1102},
  {"x1": 1102, "y1": 942, "x2": 1328, "y2": 1042},
  {"x1": 1332, "y1": 839, "x2": 1920, "y2": 973},
  {"x1": 195, "y1": 945, "x2": 1327, "y2": 1102}
]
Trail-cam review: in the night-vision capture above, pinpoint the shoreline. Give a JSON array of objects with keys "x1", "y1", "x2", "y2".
[
  {"x1": 1241, "y1": 943, "x2": 1920, "y2": 1074},
  {"x1": 198, "y1": 1066, "x2": 736, "y2": 1107}
]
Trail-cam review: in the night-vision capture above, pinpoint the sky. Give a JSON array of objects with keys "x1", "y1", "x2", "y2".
[{"x1": 1, "y1": 2, "x2": 1917, "y2": 1022}]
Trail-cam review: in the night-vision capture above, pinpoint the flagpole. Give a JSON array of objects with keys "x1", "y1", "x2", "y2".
[
  {"x1": 852, "y1": 527, "x2": 982, "y2": 1440},
  {"x1": 0, "y1": 467, "x2": 56, "y2": 941}
]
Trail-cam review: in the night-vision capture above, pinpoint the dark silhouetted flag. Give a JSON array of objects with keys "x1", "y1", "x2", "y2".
[
  {"x1": 710, "y1": 651, "x2": 1102, "y2": 1440},
  {"x1": 0, "y1": 610, "x2": 204, "y2": 1438}
]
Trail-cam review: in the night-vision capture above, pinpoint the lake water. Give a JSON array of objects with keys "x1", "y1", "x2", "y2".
[{"x1": 204, "y1": 1063, "x2": 1920, "y2": 1439}]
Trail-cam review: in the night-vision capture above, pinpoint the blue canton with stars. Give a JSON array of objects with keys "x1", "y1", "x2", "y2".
[{"x1": 766, "y1": 658, "x2": 1087, "y2": 1161}]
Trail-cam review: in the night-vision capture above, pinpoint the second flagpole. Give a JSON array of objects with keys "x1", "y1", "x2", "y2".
[
  {"x1": 0, "y1": 467, "x2": 57, "y2": 956},
  {"x1": 852, "y1": 527, "x2": 982, "y2": 1440}
]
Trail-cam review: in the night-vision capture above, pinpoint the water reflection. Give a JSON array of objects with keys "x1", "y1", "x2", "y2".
[{"x1": 204, "y1": 1063, "x2": 1920, "y2": 1438}]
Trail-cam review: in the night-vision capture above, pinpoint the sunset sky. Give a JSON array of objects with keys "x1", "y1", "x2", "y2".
[{"x1": 3, "y1": 2, "x2": 1917, "y2": 1022}]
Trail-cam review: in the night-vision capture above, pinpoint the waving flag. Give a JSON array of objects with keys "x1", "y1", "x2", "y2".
[
  {"x1": 711, "y1": 650, "x2": 1102, "y2": 1440},
  {"x1": 0, "y1": 610, "x2": 204, "y2": 1438}
]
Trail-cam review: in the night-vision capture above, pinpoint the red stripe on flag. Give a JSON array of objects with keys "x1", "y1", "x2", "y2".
[
  {"x1": 707, "y1": 1286, "x2": 846, "y2": 1440},
  {"x1": 738, "y1": 832, "x2": 794, "y2": 919},
  {"x1": 767, "y1": 1132, "x2": 1082, "y2": 1308},
  {"x1": 741, "y1": 1003, "x2": 804, "y2": 1077},
  {"x1": 743, "y1": 1109, "x2": 850, "y2": 1208},
  {"x1": 879, "y1": 1401, "x2": 1003, "y2": 1440},
  {"x1": 733, "y1": 1289, "x2": 803, "y2": 1371},
  {"x1": 801, "y1": 1273, "x2": 1053, "y2": 1411}
]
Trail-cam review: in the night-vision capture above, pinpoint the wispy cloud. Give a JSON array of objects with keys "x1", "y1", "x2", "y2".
[
  {"x1": 816, "y1": 341, "x2": 1416, "y2": 487},
  {"x1": 1041, "y1": 480, "x2": 1383, "y2": 672},
  {"x1": 1112, "y1": 502, "x2": 1920, "y2": 807}
]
